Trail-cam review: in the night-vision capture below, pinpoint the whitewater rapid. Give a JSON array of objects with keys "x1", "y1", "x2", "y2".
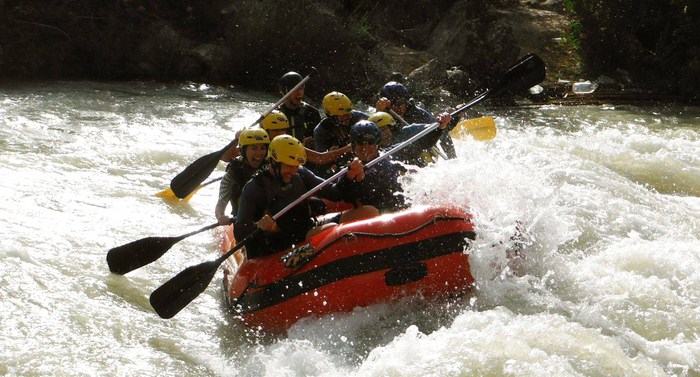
[{"x1": 1, "y1": 82, "x2": 698, "y2": 376}]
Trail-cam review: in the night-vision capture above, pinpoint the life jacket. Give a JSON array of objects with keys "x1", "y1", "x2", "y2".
[
  {"x1": 287, "y1": 105, "x2": 308, "y2": 140},
  {"x1": 281, "y1": 103, "x2": 320, "y2": 141},
  {"x1": 224, "y1": 157, "x2": 258, "y2": 213},
  {"x1": 248, "y1": 168, "x2": 314, "y2": 255}
]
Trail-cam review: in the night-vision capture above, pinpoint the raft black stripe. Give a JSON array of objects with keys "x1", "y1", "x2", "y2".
[
  {"x1": 283, "y1": 215, "x2": 472, "y2": 273},
  {"x1": 233, "y1": 230, "x2": 475, "y2": 314}
]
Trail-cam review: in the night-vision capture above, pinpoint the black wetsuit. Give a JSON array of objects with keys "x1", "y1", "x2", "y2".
[
  {"x1": 391, "y1": 123, "x2": 448, "y2": 167},
  {"x1": 217, "y1": 157, "x2": 260, "y2": 215},
  {"x1": 312, "y1": 110, "x2": 368, "y2": 177},
  {"x1": 234, "y1": 166, "x2": 346, "y2": 258},
  {"x1": 402, "y1": 102, "x2": 457, "y2": 159},
  {"x1": 337, "y1": 157, "x2": 407, "y2": 212},
  {"x1": 279, "y1": 102, "x2": 321, "y2": 142}
]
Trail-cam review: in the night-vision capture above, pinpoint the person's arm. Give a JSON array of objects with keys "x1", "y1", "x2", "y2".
[
  {"x1": 435, "y1": 112, "x2": 457, "y2": 158},
  {"x1": 408, "y1": 104, "x2": 436, "y2": 123},
  {"x1": 216, "y1": 173, "x2": 235, "y2": 225},
  {"x1": 234, "y1": 180, "x2": 266, "y2": 240},
  {"x1": 221, "y1": 130, "x2": 243, "y2": 162},
  {"x1": 298, "y1": 166, "x2": 339, "y2": 201},
  {"x1": 393, "y1": 122, "x2": 447, "y2": 164},
  {"x1": 298, "y1": 160, "x2": 364, "y2": 202},
  {"x1": 221, "y1": 145, "x2": 241, "y2": 162},
  {"x1": 215, "y1": 199, "x2": 232, "y2": 225},
  {"x1": 305, "y1": 144, "x2": 351, "y2": 164}
]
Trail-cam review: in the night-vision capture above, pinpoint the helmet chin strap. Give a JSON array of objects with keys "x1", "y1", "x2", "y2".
[
  {"x1": 269, "y1": 161, "x2": 281, "y2": 179},
  {"x1": 240, "y1": 146, "x2": 248, "y2": 164},
  {"x1": 269, "y1": 161, "x2": 292, "y2": 189}
]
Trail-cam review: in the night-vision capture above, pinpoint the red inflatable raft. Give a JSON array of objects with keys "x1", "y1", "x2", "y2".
[{"x1": 219, "y1": 205, "x2": 476, "y2": 333}]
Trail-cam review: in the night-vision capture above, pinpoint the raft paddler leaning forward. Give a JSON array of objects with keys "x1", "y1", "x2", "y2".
[{"x1": 234, "y1": 135, "x2": 378, "y2": 259}]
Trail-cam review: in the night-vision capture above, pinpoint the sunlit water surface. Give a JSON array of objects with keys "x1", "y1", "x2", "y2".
[{"x1": 1, "y1": 82, "x2": 698, "y2": 376}]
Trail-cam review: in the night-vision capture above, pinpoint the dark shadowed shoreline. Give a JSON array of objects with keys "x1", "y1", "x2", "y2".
[{"x1": 1, "y1": 1, "x2": 697, "y2": 107}]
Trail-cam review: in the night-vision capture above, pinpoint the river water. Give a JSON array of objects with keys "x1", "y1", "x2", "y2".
[{"x1": 1, "y1": 82, "x2": 698, "y2": 376}]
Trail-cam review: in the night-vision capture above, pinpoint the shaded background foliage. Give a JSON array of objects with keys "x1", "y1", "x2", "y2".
[
  {"x1": 0, "y1": 0, "x2": 698, "y2": 102},
  {"x1": 566, "y1": 0, "x2": 699, "y2": 95}
]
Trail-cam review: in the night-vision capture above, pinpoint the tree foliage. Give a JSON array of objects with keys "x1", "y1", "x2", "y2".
[
  {"x1": 1, "y1": 0, "x2": 698, "y2": 98},
  {"x1": 566, "y1": 0, "x2": 699, "y2": 94}
]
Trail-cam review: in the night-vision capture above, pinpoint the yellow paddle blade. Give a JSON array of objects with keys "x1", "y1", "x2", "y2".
[
  {"x1": 180, "y1": 185, "x2": 203, "y2": 202},
  {"x1": 449, "y1": 116, "x2": 497, "y2": 141},
  {"x1": 154, "y1": 187, "x2": 177, "y2": 199},
  {"x1": 156, "y1": 176, "x2": 222, "y2": 203},
  {"x1": 155, "y1": 184, "x2": 203, "y2": 203}
]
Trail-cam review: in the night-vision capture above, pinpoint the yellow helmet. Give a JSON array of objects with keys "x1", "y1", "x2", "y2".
[
  {"x1": 268, "y1": 135, "x2": 306, "y2": 166},
  {"x1": 238, "y1": 128, "x2": 270, "y2": 147},
  {"x1": 261, "y1": 110, "x2": 290, "y2": 131},
  {"x1": 322, "y1": 92, "x2": 354, "y2": 117},
  {"x1": 368, "y1": 112, "x2": 397, "y2": 128}
]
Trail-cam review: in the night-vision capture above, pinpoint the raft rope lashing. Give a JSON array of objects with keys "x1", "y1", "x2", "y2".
[
  {"x1": 231, "y1": 229, "x2": 476, "y2": 313},
  {"x1": 233, "y1": 215, "x2": 473, "y2": 301}
]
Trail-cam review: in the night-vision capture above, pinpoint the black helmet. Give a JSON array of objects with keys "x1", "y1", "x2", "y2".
[
  {"x1": 350, "y1": 120, "x2": 382, "y2": 146},
  {"x1": 379, "y1": 81, "x2": 410, "y2": 105},
  {"x1": 279, "y1": 71, "x2": 303, "y2": 93}
]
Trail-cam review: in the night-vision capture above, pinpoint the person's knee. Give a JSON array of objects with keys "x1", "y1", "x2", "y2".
[
  {"x1": 341, "y1": 205, "x2": 379, "y2": 222},
  {"x1": 360, "y1": 206, "x2": 380, "y2": 218}
]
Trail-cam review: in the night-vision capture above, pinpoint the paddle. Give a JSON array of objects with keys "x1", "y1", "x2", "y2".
[
  {"x1": 106, "y1": 223, "x2": 220, "y2": 275},
  {"x1": 387, "y1": 111, "x2": 497, "y2": 156},
  {"x1": 169, "y1": 69, "x2": 317, "y2": 199},
  {"x1": 155, "y1": 176, "x2": 223, "y2": 202},
  {"x1": 449, "y1": 116, "x2": 497, "y2": 141},
  {"x1": 149, "y1": 53, "x2": 546, "y2": 319}
]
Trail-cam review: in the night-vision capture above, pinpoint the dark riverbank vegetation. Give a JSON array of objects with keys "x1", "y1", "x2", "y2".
[{"x1": 1, "y1": 0, "x2": 697, "y2": 106}]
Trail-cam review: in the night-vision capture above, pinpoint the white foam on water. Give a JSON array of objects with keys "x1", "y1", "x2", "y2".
[{"x1": 1, "y1": 84, "x2": 698, "y2": 376}]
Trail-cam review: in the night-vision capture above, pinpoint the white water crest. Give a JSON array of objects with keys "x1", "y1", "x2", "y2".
[{"x1": 1, "y1": 82, "x2": 698, "y2": 376}]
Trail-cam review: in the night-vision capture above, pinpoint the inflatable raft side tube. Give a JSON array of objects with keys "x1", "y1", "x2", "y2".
[{"x1": 234, "y1": 230, "x2": 474, "y2": 314}]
